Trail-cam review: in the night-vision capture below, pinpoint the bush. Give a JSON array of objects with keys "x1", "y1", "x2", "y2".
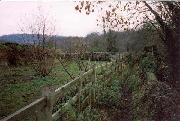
[
  {"x1": 139, "y1": 54, "x2": 157, "y2": 73},
  {"x1": 97, "y1": 79, "x2": 120, "y2": 107},
  {"x1": 132, "y1": 78, "x2": 176, "y2": 121},
  {"x1": 32, "y1": 47, "x2": 56, "y2": 77}
]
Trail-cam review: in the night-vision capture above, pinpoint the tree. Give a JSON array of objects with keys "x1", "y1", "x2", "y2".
[
  {"x1": 85, "y1": 32, "x2": 106, "y2": 52},
  {"x1": 20, "y1": 7, "x2": 56, "y2": 76},
  {"x1": 75, "y1": 1, "x2": 180, "y2": 86},
  {"x1": 20, "y1": 7, "x2": 55, "y2": 47},
  {"x1": 128, "y1": 23, "x2": 162, "y2": 53},
  {"x1": 106, "y1": 29, "x2": 118, "y2": 53}
]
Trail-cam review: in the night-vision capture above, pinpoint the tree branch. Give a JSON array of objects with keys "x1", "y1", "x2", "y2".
[
  {"x1": 144, "y1": 15, "x2": 166, "y2": 42},
  {"x1": 143, "y1": 1, "x2": 167, "y2": 33},
  {"x1": 57, "y1": 57, "x2": 74, "y2": 80}
]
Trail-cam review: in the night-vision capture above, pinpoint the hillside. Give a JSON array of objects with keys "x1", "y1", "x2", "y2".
[{"x1": 0, "y1": 34, "x2": 67, "y2": 44}]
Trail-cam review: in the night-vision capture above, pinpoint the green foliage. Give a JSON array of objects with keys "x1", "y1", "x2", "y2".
[
  {"x1": 92, "y1": 52, "x2": 175, "y2": 121},
  {"x1": 85, "y1": 32, "x2": 107, "y2": 52},
  {"x1": 0, "y1": 61, "x2": 80, "y2": 118},
  {"x1": 0, "y1": 44, "x2": 8, "y2": 49},
  {"x1": 0, "y1": 51, "x2": 175, "y2": 120},
  {"x1": 106, "y1": 29, "x2": 118, "y2": 52},
  {"x1": 128, "y1": 23, "x2": 163, "y2": 53},
  {"x1": 139, "y1": 54, "x2": 157, "y2": 73},
  {"x1": 97, "y1": 78, "x2": 120, "y2": 107},
  {"x1": 122, "y1": 53, "x2": 175, "y2": 121},
  {"x1": 132, "y1": 75, "x2": 175, "y2": 121},
  {"x1": 61, "y1": 104, "x2": 101, "y2": 121},
  {"x1": 76, "y1": 107, "x2": 101, "y2": 121}
]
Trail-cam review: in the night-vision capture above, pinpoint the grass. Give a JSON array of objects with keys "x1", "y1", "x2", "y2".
[
  {"x1": 0, "y1": 59, "x2": 105, "y2": 119},
  {"x1": 0, "y1": 60, "x2": 81, "y2": 119},
  {"x1": 1, "y1": 53, "x2": 169, "y2": 121}
]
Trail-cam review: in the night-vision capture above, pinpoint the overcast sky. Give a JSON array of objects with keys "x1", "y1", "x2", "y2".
[{"x1": 0, "y1": 0, "x2": 103, "y2": 37}]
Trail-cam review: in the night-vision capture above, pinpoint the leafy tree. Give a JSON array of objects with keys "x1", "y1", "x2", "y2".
[
  {"x1": 106, "y1": 29, "x2": 118, "y2": 52},
  {"x1": 75, "y1": 1, "x2": 180, "y2": 86},
  {"x1": 128, "y1": 23, "x2": 162, "y2": 53},
  {"x1": 85, "y1": 32, "x2": 106, "y2": 52}
]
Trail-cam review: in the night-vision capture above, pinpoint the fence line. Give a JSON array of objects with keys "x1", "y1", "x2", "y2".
[
  {"x1": 1, "y1": 53, "x2": 138, "y2": 121},
  {"x1": 1, "y1": 97, "x2": 46, "y2": 121},
  {"x1": 1, "y1": 61, "x2": 114, "y2": 121}
]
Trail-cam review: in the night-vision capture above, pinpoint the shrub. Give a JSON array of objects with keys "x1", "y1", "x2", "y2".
[
  {"x1": 32, "y1": 46, "x2": 56, "y2": 77},
  {"x1": 139, "y1": 54, "x2": 157, "y2": 73},
  {"x1": 132, "y1": 78, "x2": 176, "y2": 121}
]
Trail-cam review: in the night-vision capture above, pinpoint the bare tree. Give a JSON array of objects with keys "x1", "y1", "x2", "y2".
[
  {"x1": 71, "y1": 38, "x2": 90, "y2": 72},
  {"x1": 20, "y1": 7, "x2": 56, "y2": 76}
]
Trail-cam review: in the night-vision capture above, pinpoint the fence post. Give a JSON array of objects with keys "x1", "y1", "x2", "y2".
[
  {"x1": 111, "y1": 61, "x2": 113, "y2": 71},
  {"x1": 105, "y1": 61, "x2": 108, "y2": 69},
  {"x1": 78, "y1": 72, "x2": 83, "y2": 111},
  {"x1": 89, "y1": 63, "x2": 96, "y2": 107},
  {"x1": 38, "y1": 87, "x2": 53, "y2": 121},
  {"x1": 93, "y1": 62, "x2": 96, "y2": 103}
]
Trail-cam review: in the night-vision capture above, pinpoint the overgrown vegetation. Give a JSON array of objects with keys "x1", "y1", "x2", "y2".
[
  {"x1": 0, "y1": 24, "x2": 177, "y2": 121},
  {"x1": 58, "y1": 52, "x2": 175, "y2": 121},
  {"x1": 0, "y1": 1, "x2": 179, "y2": 120}
]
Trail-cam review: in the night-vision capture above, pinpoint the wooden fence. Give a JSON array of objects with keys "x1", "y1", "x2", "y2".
[
  {"x1": 1, "y1": 52, "x2": 158, "y2": 121},
  {"x1": 1, "y1": 60, "x2": 117, "y2": 121},
  {"x1": 58, "y1": 52, "x2": 114, "y2": 61}
]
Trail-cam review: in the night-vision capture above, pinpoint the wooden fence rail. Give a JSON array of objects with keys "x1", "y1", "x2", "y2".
[
  {"x1": 1, "y1": 52, "x2": 158, "y2": 121},
  {"x1": 1, "y1": 61, "x2": 114, "y2": 121}
]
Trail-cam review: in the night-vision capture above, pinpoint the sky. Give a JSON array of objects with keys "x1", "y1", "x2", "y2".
[{"x1": 0, "y1": 0, "x2": 103, "y2": 37}]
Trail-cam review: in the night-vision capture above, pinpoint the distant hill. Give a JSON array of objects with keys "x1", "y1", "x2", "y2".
[
  {"x1": 0, "y1": 34, "x2": 68, "y2": 44},
  {"x1": 0, "y1": 34, "x2": 37, "y2": 43}
]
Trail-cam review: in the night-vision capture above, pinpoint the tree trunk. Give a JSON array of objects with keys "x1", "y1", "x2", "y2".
[
  {"x1": 144, "y1": 1, "x2": 180, "y2": 86},
  {"x1": 174, "y1": 6, "x2": 180, "y2": 86},
  {"x1": 164, "y1": 8, "x2": 180, "y2": 86},
  {"x1": 166, "y1": 31, "x2": 180, "y2": 87}
]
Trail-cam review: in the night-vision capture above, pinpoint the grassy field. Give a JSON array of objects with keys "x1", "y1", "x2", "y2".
[{"x1": 0, "y1": 60, "x2": 83, "y2": 119}]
